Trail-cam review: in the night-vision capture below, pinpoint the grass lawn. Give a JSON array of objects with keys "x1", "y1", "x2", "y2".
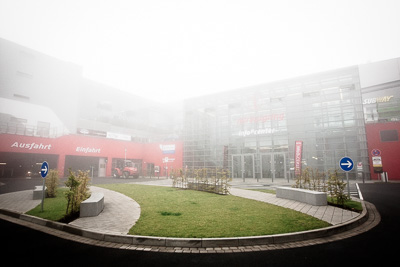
[
  {"x1": 249, "y1": 189, "x2": 276, "y2": 194},
  {"x1": 98, "y1": 184, "x2": 331, "y2": 238},
  {"x1": 26, "y1": 184, "x2": 331, "y2": 238},
  {"x1": 27, "y1": 188, "x2": 69, "y2": 221},
  {"x1": 327, "y1": 196, "x2": 363, "y2": 212}
]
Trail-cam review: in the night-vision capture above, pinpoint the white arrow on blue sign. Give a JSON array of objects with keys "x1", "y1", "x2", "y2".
[
  {"x1": 41, "y1": 161, "x2": 49, "y2": 178},
  {"x1": 339, "y1": 157, "x2": 354, "y2": 172}
]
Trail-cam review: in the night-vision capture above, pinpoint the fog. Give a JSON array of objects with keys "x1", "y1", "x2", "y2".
[
  {"x1": 1, "y1": 1, "x2": 400, "y2": 179},
  {"x1": 1, "y1": 0, "x2": 400, "y2": 103}
]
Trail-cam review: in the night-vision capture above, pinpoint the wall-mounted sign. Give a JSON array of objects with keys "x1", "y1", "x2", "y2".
[
  {"x1": 107, "y1": 132, "x2": 131, "y2": 141},
  {"x1": 363, "y1": 95, "x2": 393, "y2": 105},
  {"x1": 160, "y1": 144, "x2": 176, "y2": 154},
  {"x1": 162, "y1": 157, "x2": 175, "y2": 163},
  {"x1": 11, "y1": 141, "x2": 52, "y2": 150},
  {"x1": 294, "y1": 141, "x2": 303, "y2": 176},
  {"x1": 77, "y1": 128, "x2": 107, "y2": 137},
  {"x1": 237, "y1": 128, "x2": 281, "y2": 137},
  {"x1": 237, "y1": 113, "x2": 285, "y2": 125},
  {"x1": 76, "y1": 146, "x2": 101, "y2": 153}
]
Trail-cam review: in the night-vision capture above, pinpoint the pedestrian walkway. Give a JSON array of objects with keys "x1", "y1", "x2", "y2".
[
  {"x1": 230, "y1": 188, "x2": 359, "y2": 225},
  {"x1": 1, "y1": 179, "x2": 361, "y2": 233},
  {"x1": 0, "y1": 190, "x2": 41, "y2": 213},
  {"x1": 69, "y1": 186, "x2": 140, "y2": 235},
  {"x1": 0, "y1": 178, "x2": 378, "y2": 253}
]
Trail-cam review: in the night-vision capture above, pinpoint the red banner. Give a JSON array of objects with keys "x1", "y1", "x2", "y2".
[{"x1": 294, "y1": 141, "x2": 303, "y2": 176}]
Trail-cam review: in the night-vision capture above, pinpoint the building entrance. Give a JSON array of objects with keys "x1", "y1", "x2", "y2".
[
  {"x1": 260, "y1": 153, "x2": 286, "y2": 181},
  {"x1": 232, "y1": 153, "x2": 286, "y2": 181},
  {"x1": 232, "y1": 154, "x2": 254, "y2": 180}
]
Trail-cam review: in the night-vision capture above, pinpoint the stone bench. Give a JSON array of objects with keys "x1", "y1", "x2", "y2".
[
  {"x1": 276, "y1": 187, "x2": 327, "y2": 206},
  {"x1": 80, "y1": 192, "x2": 104, "y2": 217},
  {"x1": 33, "y1": 186, "x2": 46, "y2": 200}
]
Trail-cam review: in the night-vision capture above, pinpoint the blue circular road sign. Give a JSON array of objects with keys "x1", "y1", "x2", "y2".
[
  {"x1": 41, "y1": 161, "x2": 49, "y2": 178},
  {"x1": 371, "y1": 149, "x2": 381, "y2": 156},
  {"x1": 339, "y1": 157, "x2": 354, "y2": 172}
]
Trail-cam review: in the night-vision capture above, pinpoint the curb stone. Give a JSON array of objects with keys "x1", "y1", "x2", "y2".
[{"x1": 0, "y1": 199, "x2": 380, "y2": 253}]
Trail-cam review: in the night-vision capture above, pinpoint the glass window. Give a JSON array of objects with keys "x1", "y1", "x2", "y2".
[
  {"x1": 37, "y1": 121, "x2": 50, "y2": 137},
  {"x1": 380, "y1": 130, "x2": 399, "y2": 142}
]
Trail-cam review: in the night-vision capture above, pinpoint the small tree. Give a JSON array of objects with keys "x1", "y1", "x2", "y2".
[
  {"x1": 45, "y1": 169, "x2": 59, "y2": 198},
  {"x1": 327, "y1": 169, "x2": 349, "y2": 207},
  {"x1": 294, "y1": 167, "x2": 311, "y2": 189},
  {"x1": 65, "y1": 170, "x2": 90, "y2": 216},
  {"x1": 294, "y1": 167, "x2": 326, "y2": 192},
  {"x1": 310, "y1": 168, "x2": 325, "y2": 192},
  {"x1": 172, "y1": 167, "x2": 231, "y2": 195}
]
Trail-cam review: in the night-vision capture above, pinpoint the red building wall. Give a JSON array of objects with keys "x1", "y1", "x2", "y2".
[
  {"x1": 365, "y1": 122, "x2": 400, "y2": 180},
  {"x1": 0, "y1": 133, "x2": 182, "y2": 177},
  {"x1": 143, "y1": 142, "x2": 183, "y2": 177}
]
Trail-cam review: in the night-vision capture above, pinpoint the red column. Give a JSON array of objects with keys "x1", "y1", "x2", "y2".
[
  {"x1": 57, "y1": 154, "x2": 65, "y2": 177},
  {"x1": 106, "y1": 157, "x2": 113, "y2": 177}
]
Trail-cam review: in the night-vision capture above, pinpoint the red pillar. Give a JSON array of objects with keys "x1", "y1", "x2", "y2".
[
  {"x1": 57, "y1": 154, "x2": 65, "y2": 177},
  {"x1": 106, "y1": 157, "x2": 113, "y2": 177}
]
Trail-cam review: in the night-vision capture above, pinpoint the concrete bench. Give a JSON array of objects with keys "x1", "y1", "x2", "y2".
[
  {"x1": 33, "y1": 186, "x2": 46, "y2": 200},
  {"x1": 80, "y1": 192, "x2": 104, "y2": 217},
  {"x1": 276, "y1": 187, "x2": 327, "y2": 206}
]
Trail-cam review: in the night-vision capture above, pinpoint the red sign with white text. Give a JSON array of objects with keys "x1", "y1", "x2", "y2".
[
  {"x1": 0, "y1": 133, "x2": 182, "y2": 177},
  {"x1": 294, "y1": 141, "x2": 303, "y2": 176}
]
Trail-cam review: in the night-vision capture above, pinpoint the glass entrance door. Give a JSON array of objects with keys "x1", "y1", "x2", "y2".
[
  {"x1": 274, "y1": 154, "x2": 285, "y2": 179},
  {"x1": 261, "y1": 153, "x2": 286, "y2": 181},
  {"x1": 232, "y1": 155, "x2": 241, "y2": 179},
  {"x1": 243, "y1": 154, "x2": 254, "y2": 179},
  {"x1": 261, "y1": 154, "x2": 272, "y2": 179},
  {"x1": 232, "y1": 154, "x2": 255, "y2": 180},
  {"x1": 233, "y1": 153, "x2": 286, "y2": 181}
]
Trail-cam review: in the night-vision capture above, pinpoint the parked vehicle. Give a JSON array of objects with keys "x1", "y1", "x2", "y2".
[{"x1": 112, "y1": 160, "x2": 139, "y2": 178}]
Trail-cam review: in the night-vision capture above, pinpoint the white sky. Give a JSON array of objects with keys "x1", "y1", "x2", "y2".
[{"x1": 1, "y1": 0, "x2": 400, "y2": 103}]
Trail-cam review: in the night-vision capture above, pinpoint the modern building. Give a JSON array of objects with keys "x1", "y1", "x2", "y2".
[
  {"x1": 183, "y1": 58, "x2": 400, "y2": 181},
  {"x1": 0, "y1": 37, "x2": 182, "y2": 178},
  {"x1": 1, "y1": 37, "x2": 399, "y2": 180},
  {"x1": 360, "y1": 58, "x2": 400, "y2": 180},
  {"x1": 0, "y1": 133, "x2": 182, "y2": 178}
]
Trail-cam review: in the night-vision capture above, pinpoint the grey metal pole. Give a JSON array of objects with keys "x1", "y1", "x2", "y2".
[{"x1": 41, "y1": 178, "x2": 45, "y2": 212}]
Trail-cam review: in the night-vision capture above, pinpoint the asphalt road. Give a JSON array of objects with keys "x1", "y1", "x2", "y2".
[{"x1": 1, "y1": 179, "x2": 398, "y2": 266}]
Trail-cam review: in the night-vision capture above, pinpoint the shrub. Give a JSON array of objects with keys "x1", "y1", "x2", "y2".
[
  {"x1": 45, "y1": 169, "x2": 59, "y2": 198},
  {"x1": 172, "y1": 167, "x2": 231, "y2": 195},
  {"x1": 294, "y1": 167, "x2": 350, "y2": 208},
  {"x1": 327, "y1": 169, "x2": 349, "y2": 207},
  {"x1": 293, "y1": 167, "x2": 326, "y2": 192},
  {"x1": 64, "y1": 170, "x2": 91, "y2": 216}
]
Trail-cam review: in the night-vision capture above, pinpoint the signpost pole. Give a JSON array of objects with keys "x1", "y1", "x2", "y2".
[
  {"x1": 41, "y1": 178, "x2": 45, "y2": 212},
  {"x1": 40, "y1": 161, "x2": 49, "y2": 212}
]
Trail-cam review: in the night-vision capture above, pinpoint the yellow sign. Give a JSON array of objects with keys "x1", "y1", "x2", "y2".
[
  {"x1": 372, "y1": 156, "x2": 382, "y2": 167},
  {"x1": 363, "y1": 95, "x2": 394, "y2": 104}
]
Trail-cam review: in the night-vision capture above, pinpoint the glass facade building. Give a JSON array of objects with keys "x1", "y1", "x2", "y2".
[{"x1": 183, "y1": 65, "x2": 369, "y2": 180}]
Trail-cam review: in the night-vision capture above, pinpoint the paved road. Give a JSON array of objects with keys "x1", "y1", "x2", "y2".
[{"x1": 1, "y1": 179, "x2": 398, "y2": 266}]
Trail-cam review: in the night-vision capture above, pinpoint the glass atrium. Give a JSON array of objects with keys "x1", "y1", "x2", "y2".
[{"x1": 183, "y1": 66, "x2": 369, "y2": 180}]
